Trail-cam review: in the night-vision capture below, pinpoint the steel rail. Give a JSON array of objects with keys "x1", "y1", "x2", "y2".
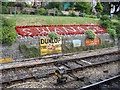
[
  {"x1": 1, "y1": 50, "x2": 120, "y2": 71},
  {"x1": 80, "y1": 75, "x2": 120, "y2": 90}
]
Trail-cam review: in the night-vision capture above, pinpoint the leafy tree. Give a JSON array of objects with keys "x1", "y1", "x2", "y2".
[
  {"x1": 95, "y1": 1, "x2": 103, "y2": 13},
  {"x1": 100, "y1": 15, "x2": 111, "y2": 21},
  {"x1": 46, "y1": 2, "x2": 64, "y2": 10},
  {"x1": 2, "y1": 2, "x2": 15, "y2": 7},
  {"x1": 48, "y1": 31, "x2": 59, "y2": 40},
  {"x1": 101, "y1": 2, "x2": 111, "y2": 15},
  {"x1": 85, "y1": 30, "x2": 96, "y2": 39},
  {"x1": 15, "y1": 2, "x2": 25, "y2": 7},
  {"x1": 1, "y1": 18, "x2": 17, "y2": 44},
  {"x1": 1, "y1": 6, "x2": 9, "y2": 14},
  {"x1": 74, "y1": 2, "x2": 92, "y2": 14}
]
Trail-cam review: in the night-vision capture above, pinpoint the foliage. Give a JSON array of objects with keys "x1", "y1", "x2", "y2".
[
  {"x1": 57, "y1": 11, "x2": 62, "y2": 16},
  {"x1": 100, "y1": 15, "x2": 111, "y2": 21},
  {"x1": 25, "y1": 3, "x2": 32, "y2": 8},
  {"x1": 46, "y1": 2, "x2": 64, "y2": 10},
  {"x1": 85, "y1": 30, "x2": 96, "y2": 39},
  {"x1": 2, "y1": 2, "x2": 15, "y2": 7},
  {"x1": 113, "y1": 15, "x2": 118, "y2": 20},
  {"x1": 1, "y1": 6, "x2": 9, "y2": 14},
  {"x1": 99, "y1": 15, "x2": 111, "y2": 29},
  {"x1": 1, "y1": 18, "x2": 17, "y2": 44},
  {"x1": 36, "y1": 8, "x2": 47, "y2": 15},
  {"x1": 48, "y1": 31, "x2": 59, "y2": 40},
  {"x1": 85, "y1": 14, "x2": 97, "y2": 18},
  {"x1": 19, "y1": 44, "x2": 40, "y2": 58},
  {"x1": 12, "y1": 11, "x2": 20, "y2": 14},
  {"x1": 100, "y1": 20, "x2": 111, "y2": 29},
  {"x1": 95, "y1": 1, "x2": 103, "y2": 13},
  {"x1": 107, "y1": 28, "x2": 117, "y2": 40},
  {"x1": 101, "y1": 2, "x2": 111, "y2": 15},
  {"x1": 15, "y1": 2, "x2": 25, "y2": 7},
  {"x1": 74, "y1": 2, "x2": 92, "y2": 14},
  {"x1": 25, "y1": 11, "x2": 31, "y2": 15},
  {"x1": 113, "y1": 22, "x2": 120, "y2": 39},
  {"x1": 96, "y1": 12, "x2": 101, "y2": 18}
]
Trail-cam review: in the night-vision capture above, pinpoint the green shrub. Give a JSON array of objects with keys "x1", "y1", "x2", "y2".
[
  {"x1": 11, "y1": 11, "x2": 20, "y2": 14},
  {"x1": 96, "y1": 12, "x2": 101, "y2": 18},
  {"x1": 107, "y1": 28, "x2": 117, "y2": 40},
  {"x1": 114, "y1": 22, "x2": 120, "y2": 38},
  {"x1": 19, "y1": 44, "x2": 40, "y2": 58},
  {"x1": 2, "y1": 6, "x2": 9, "y2": 14},
  {"x1": 100, "y1": 20, "x2": 111, "y2": 29},
  {"x1": 36, "y1": 8, "x2": 47, "y2": 15},
  {"x1": 100, "y1": 15, "x2": 111, "y2": 22},
  {"x1": 85, "y1": 30, "x2": 96, "y2": 39},
  {"x1": 57, "y1": 11, "x2": 62, "y2": 16},
  {"x1": 25, "y1": 3, "x2": 32, "y2": 8},
  {"x1": 48, "y1": 31, "x2": 59, "y2": 40},
  {"x1": 113, "y1": 15, "x2": 118, "y2": 20},
  {"x1": 85, "y1": 14, "x2": 97, "y2": 18},
  {"x1": 1, "y1": 18, "x2": 17, "y2": 44},
  {"x1": 69, "y1": 12, "x2": 74, "y2": 16},
  {"x1": 21, "y1": 9, "x2": 25, "y2": 14},
  {"x1": 25, "y1": 11, "x2": 31, "y2": 14}
]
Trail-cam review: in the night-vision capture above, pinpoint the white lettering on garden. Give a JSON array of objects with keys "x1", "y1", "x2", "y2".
[
  {"x1": 54, "y1": 27, "x2": 63, "y2": 33},
  {"x1": 86, "y1": 26, "x2": 96, "y2": 32},
  {"x1": 23, "y1": 28, "x2": 32, "y2": 35},
  {"x1": 42, "y1": 28, "x2": 49, "y2": 33},
  {"x1": 94, "y1": 26, "x2": 104, "y2": 31},
  {"x1": 62, "y1": 27, "x2": 76, "y2": 32},
  {"x1": 77, "y1": 27, "x2": 85, "y2": 31},
  {"x1": 36, "y1": 27, "x2": 49, "y2": 33},
  {"x1": 46, "y1": 27, "x2": 51, "y2": 33}
]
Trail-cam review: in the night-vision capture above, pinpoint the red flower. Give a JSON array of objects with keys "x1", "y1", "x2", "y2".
[
  {"x1": 40, "y1": 34, "x2": 43, "y2": 36},
  {"x1": 30, "y1": 34, "x2": 33, "y2": 37},
  {"x1": 26, "y1": 33, "x2": 29, "y2": 37},
  {"x1": 37, "y1": 33, "x2": 39, "y2": 36},
  {"x1": 44, "y1": 33, "x2": 46, "y2": 36}
]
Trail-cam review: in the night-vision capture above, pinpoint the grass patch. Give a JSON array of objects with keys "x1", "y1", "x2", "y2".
[
  {"x1": 19, "y1": 44, "x2": 40, "y2": 58},
  {"x1": 1, "y1": 14, "x2": 99, "y2": 26}
]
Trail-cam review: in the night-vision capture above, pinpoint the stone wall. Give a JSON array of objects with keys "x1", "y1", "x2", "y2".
[
  {"x1": 1, "y1": 33, "x2": 113, "y2": 60},
  {"x1": 63, "y1": 33, "x2": 113, "y2": 48}
]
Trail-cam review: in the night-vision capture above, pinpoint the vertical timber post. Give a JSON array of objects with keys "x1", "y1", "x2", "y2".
[
  {"x1": 15, "y1": 6, "x2": 16, "y2": 17},
  {"x1": 54, "y1": 8, "x2": 55, "y2": 16}
]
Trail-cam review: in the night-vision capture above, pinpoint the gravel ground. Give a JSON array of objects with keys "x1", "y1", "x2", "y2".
[{"x1": 11, "y1": 61, "x2": 119, "y2": 89}]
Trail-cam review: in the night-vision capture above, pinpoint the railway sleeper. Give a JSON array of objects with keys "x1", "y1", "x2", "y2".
[
  {"x1": 67, "y1": 73, "x2": 80, "y2": 81},
  {"x1": 34, "y1": 77, "x2": 39, "y2": 82}
]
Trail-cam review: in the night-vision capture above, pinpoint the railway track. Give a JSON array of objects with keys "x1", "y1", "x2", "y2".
[{"x1": 1, "y1": 51, "x2": 120, "y2": 88}]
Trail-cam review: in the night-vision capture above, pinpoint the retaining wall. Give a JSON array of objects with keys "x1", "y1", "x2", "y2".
[{"x1": 1, "y1": 33, "x2": 113, "y2": 60}]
